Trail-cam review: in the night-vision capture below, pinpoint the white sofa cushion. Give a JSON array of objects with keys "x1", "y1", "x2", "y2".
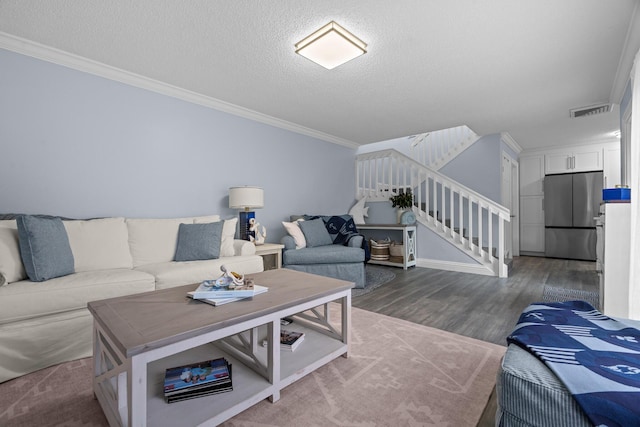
[
  {"x1": 64, "y1": 217, "x2": 133, "y2": 272},
  {"x1": 0, "y1": 220, "x2": 25, "y2": 286},
  {"x1": 135, "y1": 255, "x2": 264, "y2": 290},
  {"x1": 191, "y1": 215, "x2": 221, "y2": 223},
  {"x1": 0, "y1": 269, "x2": 156, "y2": 324},
  {"x1": 127, "y1": 217, "x2": 194, "y2": 267},
  {"x1": 193, "y1": 217, "x2": 238, "y2": 257}
]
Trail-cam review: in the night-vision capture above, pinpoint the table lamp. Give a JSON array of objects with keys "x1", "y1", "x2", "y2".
[{"x1": 229, "y1": 186, "x2": 264, "y2": 241}]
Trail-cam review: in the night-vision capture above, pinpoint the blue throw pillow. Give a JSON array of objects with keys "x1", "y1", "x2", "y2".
[
  {"x1": 17, "y1": 215, "x2": 75, "y2": 282},
  {"x1": 299, "y1": 218, "x2": 333, "y2": 247},
  {"x1": 174, "y1": 222, "x2": 223, "y2": 261}
]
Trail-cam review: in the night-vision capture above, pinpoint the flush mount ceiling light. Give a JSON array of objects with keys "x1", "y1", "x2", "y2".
[{"x1": 295, "y1": 21, "x2": 367, "y2": 70}]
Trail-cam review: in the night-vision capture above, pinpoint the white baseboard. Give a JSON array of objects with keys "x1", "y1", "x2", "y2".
[{"x1": 415, "y1": 258, "x2": 494, "y2": 276}]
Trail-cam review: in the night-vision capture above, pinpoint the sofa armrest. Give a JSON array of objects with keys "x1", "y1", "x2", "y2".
[
  {"x1": 281, "y1": 235, "x2": 297, "y2": 251},
  {"x1": 233, "y1": 239, "x2": 256, "y2": 256},
  {"x1": 347, "y1": 235, "x2": 364, "y2": 248}
]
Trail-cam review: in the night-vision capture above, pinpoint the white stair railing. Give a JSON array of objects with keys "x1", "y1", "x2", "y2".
[
  {"x1": 410, "y1": 125, "x2": 480, "y2": 170},
  {"x1": 356, "y1": 149, "x2": 510, "y2": 277}
]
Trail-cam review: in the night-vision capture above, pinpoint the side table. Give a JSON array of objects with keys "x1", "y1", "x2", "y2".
[
  {"x1": 358, "y1": 224, "x2": 417, "y2": 270},
  {"x1": 254, "y1": 243, "x2": 285, "y2": 270}
]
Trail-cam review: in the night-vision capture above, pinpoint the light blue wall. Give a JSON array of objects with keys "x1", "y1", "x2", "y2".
[
  {"x1": 0, "y1": 49, "x2": 357, "y2": 243},
  {"x1": 440, "y1": 133, "x2": 503, "y2": 203}
]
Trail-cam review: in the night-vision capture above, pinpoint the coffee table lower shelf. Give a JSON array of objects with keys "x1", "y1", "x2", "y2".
[{"x1": 143, "y1": 321, "x2": 347, "y2": 426}]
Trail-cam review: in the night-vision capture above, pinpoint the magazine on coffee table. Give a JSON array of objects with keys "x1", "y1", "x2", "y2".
[{"x1": 163, "y1": 357, "x2": 231, "y2": 397}]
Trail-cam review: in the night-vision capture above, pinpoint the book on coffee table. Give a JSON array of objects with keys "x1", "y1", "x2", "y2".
[
  {"x1": 263, "y1": 329, "x2": 305, "y2": 352},
  {"x1": 187, "y1": 285, "x2": 268, "y2": 305},
  {"x1": 280, "y1": 330, "x2": 305, "y2": 351}
]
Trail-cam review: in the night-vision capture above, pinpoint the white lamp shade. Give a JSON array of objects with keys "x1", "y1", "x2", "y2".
[{"x1": 229, "y1": 186, "x2": 264, "y2": 209}]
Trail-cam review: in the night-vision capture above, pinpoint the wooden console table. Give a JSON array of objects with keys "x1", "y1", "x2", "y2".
[{"x1": 358, "y1": 224, "x2": 417, "y2": 270}]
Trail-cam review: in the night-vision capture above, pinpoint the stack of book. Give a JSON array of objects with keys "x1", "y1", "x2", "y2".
[
  {"x1": 187, "y1": 281, "x2": 268, "y2": 306},
  {"x1": 163, "y1": 357, "x2": 232, "y2": 403}
]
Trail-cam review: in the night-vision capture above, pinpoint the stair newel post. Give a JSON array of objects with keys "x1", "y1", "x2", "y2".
[{"x1": 498, "y1": 212, "x2": 505, "y2": 277}]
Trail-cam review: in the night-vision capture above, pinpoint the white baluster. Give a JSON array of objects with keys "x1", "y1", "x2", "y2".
[{"x1": 488, "y1": 207, "x2": 493, "y2": 263}]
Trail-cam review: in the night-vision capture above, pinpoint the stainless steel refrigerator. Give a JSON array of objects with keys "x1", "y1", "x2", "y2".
[{"x1": 544, "y1": 171, "x2": 603, "y2": 261}]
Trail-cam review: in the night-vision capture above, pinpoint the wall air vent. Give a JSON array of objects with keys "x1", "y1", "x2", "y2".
[{"x1": 570, "y1": 103, "x2": 612, "y2": 118}]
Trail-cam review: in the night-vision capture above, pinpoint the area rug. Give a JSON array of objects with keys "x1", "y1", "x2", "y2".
[
  {"x1": 0, "y1": 307, "x2": 504, "y2": 427},
  {"x1": 542, "y1": 285, "x2": 600, "y2": 308},
  {"x1": 352, "y1": 264, "x2": 397, "y2": 297}
]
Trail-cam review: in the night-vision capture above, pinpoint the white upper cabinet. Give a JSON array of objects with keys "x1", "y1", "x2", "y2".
[{"x1": 544, "y1": 145, "x2": 603, "y2": 175}]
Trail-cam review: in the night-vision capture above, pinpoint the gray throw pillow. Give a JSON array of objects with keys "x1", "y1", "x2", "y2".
[
  {"x1": 174, "y1": 222, "x2": 223, "y2": 261},
  {"x1": 299, "y1": 218, "x2": 333, "y2": 247},
  {"x1": 17, "y1": 215, "x2": 75, "y2": 282}
]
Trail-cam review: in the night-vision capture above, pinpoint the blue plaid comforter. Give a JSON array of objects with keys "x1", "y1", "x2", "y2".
[{"x1": 508, "y1": 301, "x2": 640, "y2": 427}]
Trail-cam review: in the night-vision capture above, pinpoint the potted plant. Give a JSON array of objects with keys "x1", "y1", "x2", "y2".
[{"x1": 389, "y1": 189, "x2": 413, "y2": 223}]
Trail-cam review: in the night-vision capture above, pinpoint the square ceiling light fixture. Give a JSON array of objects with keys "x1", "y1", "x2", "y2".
[{"x1": 295, "y1": 21, "x2": 367, "y2": 70}]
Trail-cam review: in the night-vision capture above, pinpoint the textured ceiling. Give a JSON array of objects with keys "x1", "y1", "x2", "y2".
[{"x1": 0, "y1": 0, "x2": 638, "y2": 149}]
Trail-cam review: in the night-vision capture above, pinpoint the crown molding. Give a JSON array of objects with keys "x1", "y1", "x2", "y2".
[
  {"x1": 500, "y1": 132, "x2": 523, "y2": 154},
  {"x1": 611, "y1": 2, "x2": 640, "y2": 103},
  {"x1": 0, "y1": 32, "x2": 359, "y2": 149}
]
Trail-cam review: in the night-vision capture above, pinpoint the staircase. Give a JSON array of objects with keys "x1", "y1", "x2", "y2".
[
  {"x1": 409, "y1": 125, "x2": 480, "y2": 170},
  {"x1": 356, "y1": 149, "x2": 510, "y2": 277}
]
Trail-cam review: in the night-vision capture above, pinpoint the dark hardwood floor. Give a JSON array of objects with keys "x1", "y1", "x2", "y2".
[{"x1": 353, "y1": 256, "x2": 599, "y2": 426}]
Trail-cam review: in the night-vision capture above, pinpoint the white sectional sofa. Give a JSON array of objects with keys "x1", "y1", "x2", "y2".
[{"x1": 0, "y1": 215, "x2": 264, "y2": 383}]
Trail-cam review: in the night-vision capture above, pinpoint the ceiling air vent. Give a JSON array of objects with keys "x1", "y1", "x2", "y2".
[{"x1": 570, "y1": 103, "x2": 612, "y2": 118}]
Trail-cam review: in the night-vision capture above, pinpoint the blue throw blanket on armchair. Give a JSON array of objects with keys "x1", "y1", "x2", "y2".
[
  {"x1": 304, "y1": 214, "x2": 370, "y2": 261},
  {"x1": 508, "y1": 301, "x2": 640, "y2": 427}
]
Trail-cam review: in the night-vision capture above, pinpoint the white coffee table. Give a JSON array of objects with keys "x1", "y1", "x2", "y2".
[{"x1": 88, "y1": 269, "x2": 352, "y2": 426}]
